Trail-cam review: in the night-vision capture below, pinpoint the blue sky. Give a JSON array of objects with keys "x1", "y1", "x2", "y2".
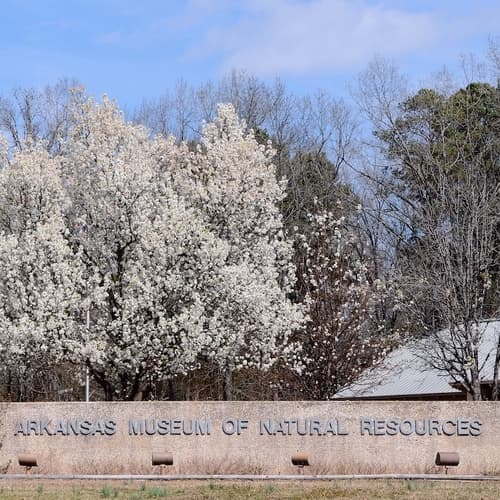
[{"x1": 1, "y1": 0, "x2": 498, "y2": 108}]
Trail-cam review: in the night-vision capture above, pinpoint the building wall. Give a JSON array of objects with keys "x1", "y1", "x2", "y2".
[{"x1": 0, "y1": 401, "x2": 498, "y2": 475}]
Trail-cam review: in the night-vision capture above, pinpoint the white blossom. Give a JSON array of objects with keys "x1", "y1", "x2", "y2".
[{"x1": 0, "y1": 98, "x2": 304, "y2": 400}]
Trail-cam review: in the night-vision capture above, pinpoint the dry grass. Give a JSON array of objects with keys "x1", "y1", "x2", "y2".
[{"x1": 0, "y1": 479, "x2": 499, "y2": 499}]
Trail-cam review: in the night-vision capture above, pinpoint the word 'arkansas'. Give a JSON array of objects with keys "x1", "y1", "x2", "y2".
[{"x1": 15, "y1": 419, "x2": 116, "y2": 436}]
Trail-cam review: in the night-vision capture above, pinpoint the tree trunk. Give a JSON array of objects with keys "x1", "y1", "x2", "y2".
[
  {"x1": 470, "y1": 364, "x2": 482, "y2": 401},
  {"x1": 223, "y1": 370, "x2": 233, "y2": 401},
  {"x1": 132, "y1": 391, "x2": 143, "y2": 401},
  {"x1": 93, "y1": 371, "x2": 114, "y2": 401},
  {"x1": 104, "y1": 383, "x2": 114, "y2": 401},
  {"x1": 127, "y1": 373, "x2": 146, "y2": 401},
  {"x1": 166, "y1": 379, "x2": 176, "y2": 400},
  {"x1": 491, "y1": 333, "x2": 500, "y2": 401},
  {"x1": 6, "y1": 368, "x2": 12, "y2": 400}
]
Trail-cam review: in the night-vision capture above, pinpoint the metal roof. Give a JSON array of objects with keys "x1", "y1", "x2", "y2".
[{"x1": 334, "y1": 320, "x2": 499, "y2": 399}]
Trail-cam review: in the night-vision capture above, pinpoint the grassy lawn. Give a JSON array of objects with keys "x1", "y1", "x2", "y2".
[{"x1": 0, "y1": 479, "x2": 499, "y2": 499}]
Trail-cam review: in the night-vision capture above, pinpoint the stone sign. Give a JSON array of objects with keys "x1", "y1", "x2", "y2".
[{"x1": 0, "y1": 401, "x2": 498, "y2": 474}]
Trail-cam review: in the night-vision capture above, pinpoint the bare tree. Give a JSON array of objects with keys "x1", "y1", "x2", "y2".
[
  {"x1": 133, "y1": 93, "x2": 172, "y2": 137},
  {"x1": 172, "y1": 79, "x2": 197, "y2": 141},
  {"x1": 265, "y1": 78, "x2": 298, "y2": 172},
  {"x1": 405, "y1": 163, "x2": 500, "y2": 399},
  {"x1": 0, "y1": 78, "x2": 79, "y2": 154},
  {"x1": 217, "y1": 69, "x2": 271, "y2": 130},
  {"x1": 196, "y1": 80, "x2": 219, "y2": 124},
  {"x1": 352, "y1": 56, "x2": 409, "y2": 136},
  {"x1": 356, "y1": 67, "x2": 500, "y2": 399},
  {"x1": 133, "y1": 81, "x2": 197, "y2": 141}
]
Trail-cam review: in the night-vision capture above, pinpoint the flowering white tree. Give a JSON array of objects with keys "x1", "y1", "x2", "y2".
[
  {"x1": 294, "y1": 210, "x2": 397, "y2": 399},
  {"x1": 0, "y1": 98, "x2": 303, "y2": 401},
  {"x1": 60, "y1": 97, "x2": 235, "y2": 400},
  {"x1": 168, "y1": 105, "x2": 303, "y2": 399},
  {"x1": 0, "y1": 146, "x2": 87, "y2": 381}
]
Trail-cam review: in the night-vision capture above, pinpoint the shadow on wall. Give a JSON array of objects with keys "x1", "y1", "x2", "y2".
[{"x1": 7, "y1": 453, "x2": 492, "y2": 476}]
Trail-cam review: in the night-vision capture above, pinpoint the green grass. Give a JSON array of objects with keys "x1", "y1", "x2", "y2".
[
  {"x1": 146, "y1": 486, "x2": 168, "y2": 497},
  {"x1": 0, "y1": 479, "x2": 498, "y2": 499},
  {"x1": 100, "y1": 484, "x2": 118, "y2": 497}
]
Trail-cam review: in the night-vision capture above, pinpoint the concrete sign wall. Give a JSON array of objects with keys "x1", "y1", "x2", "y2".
[{"x1": 0, "y1": 401, "x2": 498, "y2": 475}]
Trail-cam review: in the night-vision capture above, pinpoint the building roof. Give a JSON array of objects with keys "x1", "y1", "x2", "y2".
[{"x1": 334, "y1": 320, "x2": 500, "y2": 399}]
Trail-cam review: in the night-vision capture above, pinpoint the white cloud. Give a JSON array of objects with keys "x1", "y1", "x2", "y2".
[{"x1": 185, "y1": 0, "x2": 498, "y2": 76}]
